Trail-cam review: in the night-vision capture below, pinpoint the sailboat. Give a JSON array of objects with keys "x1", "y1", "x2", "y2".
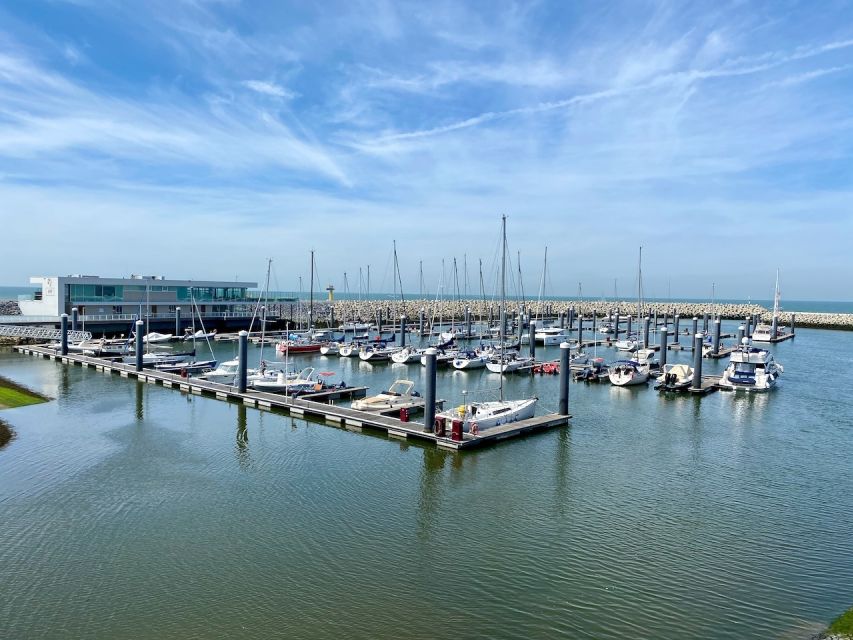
[
  {"x1": 437, "y1": 216, "x2": 538, "y2": 432},
  {"x1": 752, "y1": 270, "x2": 785, "y2": 342}
]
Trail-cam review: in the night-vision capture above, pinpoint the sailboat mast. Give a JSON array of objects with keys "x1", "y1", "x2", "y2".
[
  {"x1": 393, "y1": 240, "x2": 404, "y2": 303},
  {"x1": 479, "y1": 259, "x2": 485, "y2": 303},
  {"x1": 773, "y1": 269, "x2": 780, "y2": 318},
  {"x1": 309, "y1": 250, "x2": 314, "y2": 330},
  {"x1": 517, "y1": 251, "x2": 524, "y2": 305},
  {"x1": 637, "y1": 246, "x2": 643, "y2": 318},
  {"x1": 259, "y1": 258, "x2": 272, "y2": 364},
  {"x1": 500, "y1": 215, "x2": 507, "y2": 401},
  {"x1": 419, "y1": 260, "x2": 424, "y2": 298}
]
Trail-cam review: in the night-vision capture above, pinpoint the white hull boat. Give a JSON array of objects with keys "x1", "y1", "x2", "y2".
[
  {"x1": 359, "y1": 345, "x2": 398, "y2": 362},
  {"x1": 656, "y1": 363, "x2": 694, "y2": 391},
  {"x1": 718, "y1": 340, "x2": 783, "y2": 392},
  {"x1": 391, "y1": 347, "x2": 422, "y2": 364},
  {"x1": 143, "y1": 332, "x2": 174, "y2": 344},
  {"x1": 437, "y1": 397, "x2": 537, "y2": 433},
  {"x1": 608, "y1": 360, "x2": 650, "y2": 386},
  {"x1": 183, "y1": 329, "x2": 217, "y2": 342},
  {"x1": 486, "y1": 355, "x2": 534, "y2": 374},
  {"x1": 339, "y1": 343, "x2": 361, "y2": 357},
  {"x1": 451, "y1": 351, "x2": 489, "y2": 370},
  {"x1": 351, "y1": 380, "x2": 424, "y2": 413},
  {"x1": 320, "y1": 342, "x2": 341, "y2": 356}
]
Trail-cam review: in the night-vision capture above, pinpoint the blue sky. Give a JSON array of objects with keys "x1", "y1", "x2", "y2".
[{"x1": 1, "y1": 0, "x2": 852, "y2": 300}]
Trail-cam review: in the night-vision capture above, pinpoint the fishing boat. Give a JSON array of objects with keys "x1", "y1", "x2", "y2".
[
  {"x1": 435, "y1": 215, "x2": 538, "y2": 434},
  {"x1": 718, "y1": 339, "x2": 783, "y2": 392},
  {"x1": 608, "y1": 359, "x2": 650, "y2": 386},
  {"x1": 655, "y1": 363, "x2": 694, "y2": 391},
  {"x1": 391, "y1": 346, "x2": 423, "y2": 364},
  {"x1": 351, "y1": 380, "x2": 424, "y2": 413}
]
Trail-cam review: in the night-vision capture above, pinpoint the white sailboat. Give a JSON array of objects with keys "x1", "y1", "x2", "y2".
[
  {"x1": 752, "y1": 269, "x2": 785, "y2": 342},
  {"x1": 608, "y1": 359, "x2": 650, "y2": 386},
  {"x1": 436, "y1": 215, "x2": 538, "y2": 433}
]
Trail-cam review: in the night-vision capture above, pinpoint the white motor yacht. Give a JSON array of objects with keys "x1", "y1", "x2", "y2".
[
  {"x1": 351, "y1": 380, "x2": 425, "y2": 413},
  {"x1": 718, "y1": 339, "x2": 783, "y2": 391}
]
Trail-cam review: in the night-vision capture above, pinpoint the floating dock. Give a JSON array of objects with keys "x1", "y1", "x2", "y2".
[{"x1": 15, "y1": 345, "x2": 569, "y2": 451}]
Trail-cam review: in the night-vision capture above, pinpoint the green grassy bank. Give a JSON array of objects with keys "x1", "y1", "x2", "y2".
[
  {"x1": 826, "y1": 606, "x2": 853, "y2": 638},
  {"x1": 0, "y1": 375, "x2": 48, "y2": 409}
]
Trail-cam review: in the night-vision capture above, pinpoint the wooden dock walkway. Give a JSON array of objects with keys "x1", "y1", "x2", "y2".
[{"x1": 15, "y1": 345, "x2": 568, "y2": 451}]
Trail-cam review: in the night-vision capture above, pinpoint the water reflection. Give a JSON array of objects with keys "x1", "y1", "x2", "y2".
[
  {"x1": 417, "y1": 445, "x2": 450, "y2": 540},
  {"x1": 135, "y1": 380, "x2": 144, "y2": 421},
  {"x1": 235, "y1": 403, "x2": 252, "y2": 470}
]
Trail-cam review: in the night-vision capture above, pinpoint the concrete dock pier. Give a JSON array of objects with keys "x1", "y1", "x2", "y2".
[{"x1": 15, "y1": 345, "x2": 569, "y2": 451}]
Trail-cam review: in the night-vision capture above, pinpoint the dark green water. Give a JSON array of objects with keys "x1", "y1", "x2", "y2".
[{"x1": 1, "y1": 325, "x2": 851, "y2": 639}]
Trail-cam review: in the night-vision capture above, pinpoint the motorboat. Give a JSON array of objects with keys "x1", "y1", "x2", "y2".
[
  {"x1": 252, "y1": 367, "x2": 324, "y2": 394},
  {"x1": 599, "y1": 322, "x2": 615, "y2": 334},
  {"x1": 608, "y1": 360, "x2": 650, "y2": 386},
  {"x1": 656, "y1": 363, "x2": 694, "y2": 391},
  {"x1": 351, "y1": 380, "x2": 424, "y2": 413},
  {"x1": 183, "y1": 329, "x2": 217, "y2": 341},
  {"x1": 452, "y1": 350, "x2": 489, "y2": 370},
  {"x1": 534, "y1": 326, "x2": 571, "y2": 345},
  {"x1": 391, "y1": 347, "x2": 423, "y2": 364},
  {"x1": 421, "y1": 348, "x2": 459, "y2": 367},
  {"x1": 574, "y1": 357, "x2": 609, "y2": 382},
  {"x1": 122, "y1": 350, "x2": 195, "y2": 368},
  {"x1": 718, "y1": 339, "x2": 783, "y2": 392},
  {"x1": 436, "y1": 397, "x2": 537, "y2": 433},
  {"x1": 614, "y1": 336, "x2": 639, "y2": 352},
  {"x1": 276, "y1": 337, "x2": 324, "y2": 354},
  {"x1": 143, "y1": 332, "x2": 174, "y2": 344}
]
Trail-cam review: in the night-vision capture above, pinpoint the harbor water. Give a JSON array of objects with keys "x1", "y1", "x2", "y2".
[{"x1": 1, "y1": 323, "x2": 852, "y2": 639}]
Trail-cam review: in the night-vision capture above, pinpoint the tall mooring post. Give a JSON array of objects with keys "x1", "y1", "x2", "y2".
[
  {"x1": 736, "y1": 325, "x2": 745, "y2": 344},
  {"x1": 614, "y1": 311, "x2": 620, "y2": 338},
  {"x1": 659, "y1": 326, "x2": 668, "y2": 369},
  {"x1": 691, "y1": 317, "x2": 699, "y2": 341},
  {"x1": 673, "y1": 314, "x2": 680, "y2": 344},
  {"x1": 135, "y1": 320, "x2": 144, "y2": 372},
  {"x1": 771, "y1": 314, "x2": 778, "y2": 340},
  {"x1": 175, "y1": 307, "x2": 181, "y2": 337},
  {"x1": 237, "y1": 330, "x2": 248, "y2": 393},
  {"x1": 691, "y1": 333, "x2": 703, "y2": 390},
  {"x1": 329, "y1": 305, "x2": 335, "y2": 329},
  {"x1": 419, "y1": 307, "x2": 425, "y2": 337},
  {"x1": 790, "y1": 313, "x2": 796, "y2": 335},
  {"x1": 400, "y1": 316, "x2": 407, "y2": 348},
  {"x1": 626, "y1": 315, "x2": 632, "y2": 339},
  {"x1": 423, "y1": 348, "x2": 437, "y2": 433},
  {"x1": 712, "y1": 319, "x2": 721, "y2": 355},
  {"x1": 662, "y1": 312, "x2": 669, "y2": 330},
  {"x1": 559, "y1": 312, "x2": 565, "y2": 330},
  {"x1": 568, "y1": 307, "x2": 575, "y2": 330},
  {"x1": 642, "y1": 315, "x2": 650, "y2": 348},
  {"x1": 60, "y1": 313, "x2": 69, "y2": 356},
  {"x1": 745, "y1": 315, "x2": 752, "y2": 338},
  {"x1": 71, "y1": 307, "x2": 79, "y2": 332},
  {"x1": 558, "y1": 342, "x2": 571, "y2": 416},
  {"x1": 702, "y1": 312, "x2": 709, "y2": 333},
  {"x1": 376, "y1": 309, "x2": 382, "y2": 334},
  {"x1": 529, "y1": 321, "x2": 536, "y2": 359}
]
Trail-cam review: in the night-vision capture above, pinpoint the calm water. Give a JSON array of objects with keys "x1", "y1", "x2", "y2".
[{"x1": 1, "y1": 325, "x2": 852, "y2": 639}]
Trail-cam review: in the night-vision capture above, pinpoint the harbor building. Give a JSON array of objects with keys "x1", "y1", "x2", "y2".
[{"x1": 19, "y1": 275, "x2": 258, "y2": 317}]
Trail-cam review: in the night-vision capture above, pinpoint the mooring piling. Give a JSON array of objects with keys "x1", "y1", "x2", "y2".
[
  {"x1": 559, "y1": 342, "x2": 570, "y2": 415},
  {"x1": 423, "y1": 348, "x2": 437, "y2": 433},
  {"x1": 692, "y1": 333, "x2": 703, "y2": 390},
  {"x1": 135, "y1": 320, "x2": 144, "y2": 372},
  {"x1": 61, "y1": 313, "x2": 69, "y2": 356},
  {"x1": 237, "y1": 330, "x2": 248, "y2": 393}
]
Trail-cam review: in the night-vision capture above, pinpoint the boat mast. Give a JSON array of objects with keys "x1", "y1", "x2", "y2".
[
  {"x1": 637, "y1": 246, "x2": 643, "y2": 319},
  {"x1": 500, "y1": 215, "x2": 507, "y2": 402},
  {"x1": 419, "y1": 260, "x2": 424, "y2": 298},
  {"x1": 367, "y1": 265, "x2": 370, "y2": 300},
  {"x1": 145, "y1": 281, "x2": 150, "y2": 354},
  {"x1": 309, "y1": 250, "x2": 314, "y2": 331},
  {"x1": 773, "y1": 269, "x2": 780, "y2": 319},
  {"x1": 393, "y1": 240, "x2": 404, "y2": 303},
  {"x1": 259, "y1": 258, "x2": 272, "y2": 365},
  {"x1": 464, "y1": 253, "x2": 468, "y2": 299},
  {"x1": 517, "y1": 251, "x2": 525, "y2": 305},
  {"x1": 536, "y1": 246, "x2": 547, "y2": 323}
]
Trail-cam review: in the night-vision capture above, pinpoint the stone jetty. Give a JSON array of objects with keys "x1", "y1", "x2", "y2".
[{"x1": 321, "y1": 299, "x2": 853, "y2": 331}]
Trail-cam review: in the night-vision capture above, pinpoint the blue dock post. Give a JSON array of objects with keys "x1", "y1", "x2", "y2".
[
  {"x1": 659, "y1": 326, "x2": 668, "y2": 368},
  {"x1": 663, "y1": 311, "x2": 668, "y2": 329},
  {"x1": 744, "y1": 315, "x2": 751, "y2": 338},
  {"x1": 135, "y1": 320, "x2": 144, "y2": 371},
  {"x1": 736, "y1": 325, "x2": 745, "y2": 344},
  {"x1": 712, "y1": 319, "x2": 721, "y2": 355},
  {"x1": 60, "y1": 313, "x2": 69, "y2": 356},
  {"x1": 642, "y1": 315, "x2": 650, "y2": 348},
  {"x1": 653, "y1": 311, "x2": 658, "y2": 330},
  {"x1": 568, "y1": 307, "x2": 575, "y2": 330},
  {"x1": 71, "y1": 307, "x2": 79, "y2": 332},
  {"x1": 376, "y1": 309, "x2": 382, "y2": 334},
  {"x1": 559, "y1": 312, "x2": 565, "y2": 330},
  {"x1": 771, "y1": 314, "x2": 778, "y2": 340},
  {"x1": 423, "y1": 348, "x2": 437, "y2": 433},
  {"x1": 692, "y1": 333, "x2": 703, "y2": 390},
  {"x1": 673, "y1": 314, "x2": 680, "y2": 344},
  {"x1": 400, "y1": 315, "x2": 407, "y2": 348},
  {"x1": 175, "y1": 307, "x2": 181, "y2": 338},
  {"x1": 529, "y1": 321, "x2": 536, "y2": 359},
  {"x1": 558, "y1": 342, "x2": 570, "y2": 415},
  {"x1": 237, "y1": 330, "x2": 248, "y2": 393}
]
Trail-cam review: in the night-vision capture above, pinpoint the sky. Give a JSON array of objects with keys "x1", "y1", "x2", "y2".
[{"x1": 1, "y1": 0, "x2": 852, "y2": 301}]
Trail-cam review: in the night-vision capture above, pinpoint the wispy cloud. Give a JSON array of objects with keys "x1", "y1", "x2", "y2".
[{"x1": 242, "y1": 79, "x2": 296, "y2": 99}]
